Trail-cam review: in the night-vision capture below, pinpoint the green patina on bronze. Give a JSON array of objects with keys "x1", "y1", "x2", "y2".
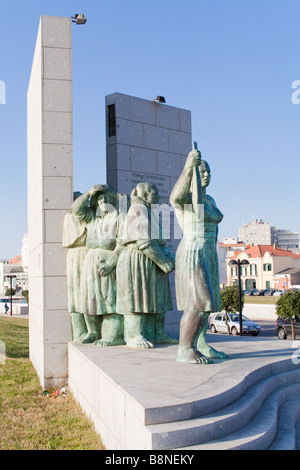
[
  {"x1": 170, "y1": 144, "x2": 227, "y2": 364},
  {"x1": 64, "y1": 185, "x2": 124, "y2": 346},
  {"x1": 62, "y1": 200, "x2": 88, "y2": 342},
  {"x1": 63, "y1": 146, "x2": 225, "y2": 361},
  {"x1": 63, "y1": 183, "x2": 177, "y2": 349},
  {"x1": 116, "y1": 182, "x2": 177, "y2": 348}
]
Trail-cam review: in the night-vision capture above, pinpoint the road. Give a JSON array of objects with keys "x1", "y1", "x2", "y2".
[
  {"x1": 256, "y1": 320, "x2": 277, "y2": 338},
  {"x1": 207, "y1": 320, "x2": 278, "y2": 339},
  {"x1": 0, "y1": 314, "x2": 278, "y2": 339}
]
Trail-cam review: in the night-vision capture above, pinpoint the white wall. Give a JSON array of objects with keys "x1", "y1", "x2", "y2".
[
  {"x1": 27, "y1": 16, "x2": 73, "y2": 389},
  {"x1": 243, "y1": 303, "x2": 277, "y2": 321}
]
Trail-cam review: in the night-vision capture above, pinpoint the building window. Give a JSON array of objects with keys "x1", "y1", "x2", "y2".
[
  {"x1": 107, "y1": 104, "x2": 116, "y2": 137},
  {"x1": 263, "y1": 263, "x2": 272, "y2": 272},
  {"x1": 231, "y1": 267, "x2": 237, "y2": 276},
  {"x1": 241, "y1": 267, "x2": 248, "y2": 276},
  {"x1": 250, "y1": 264, "x2": 257, "y2": 275}
]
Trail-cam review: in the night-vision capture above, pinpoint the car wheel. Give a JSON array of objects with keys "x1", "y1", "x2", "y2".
[
  {"x1": 231, "y1": 326, "x2": 238, "y2": 336},
  {"x1": 277, "y1": 327, "x2": 287, "y2": 340},
  {"x1": 210, "y1": 324, "x2": 217, "y2": 333}
]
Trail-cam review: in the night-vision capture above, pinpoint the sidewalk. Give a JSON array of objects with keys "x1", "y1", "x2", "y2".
[{"x1": 0, "y1": 312, "x2": 29, "y2": 318}]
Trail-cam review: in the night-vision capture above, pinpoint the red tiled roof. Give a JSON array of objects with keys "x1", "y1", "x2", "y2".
[
  {"x1": 8, "y1": 254, "x2": 22, "y2": 264},
  {"x1": 229, "y1": 250, "x2": 245, "y2": 260},
  {"x1": 231, "y1": 245, "x2": 300, "y2": 260},
  {"x1": 220, "y1": 243, "x2": 245, "y2": 247}
]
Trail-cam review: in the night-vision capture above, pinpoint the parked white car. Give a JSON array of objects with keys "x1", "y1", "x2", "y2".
[{"x1": 209, "y1": 313, "x2": 261, "y2": 336}]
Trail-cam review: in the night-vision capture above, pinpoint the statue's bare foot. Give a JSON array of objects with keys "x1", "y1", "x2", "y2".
[
  {"x1": 126, "y1": 335, "x2": 154, "y2": 349},
  {"x1": 94, "y1": 337, "x2": 125, "y2": 347},
  {"x1": 78, "y1": 332, "x2": 98, "y2": 344},
  {"x1": 198, "y1": 344, "x2": 228, "y2": 360},
  {"x1": 71, "y1": 313, "x2": 87, "y2": 342},
  {"x1": 73, "y1": 330, "x2": 88, "y2": 343},
  {"x1": 73, "y1": 333, "x2": 85, "y2": 343},
  {"x1": 176, "y1": 348, "x2": 213, "y2": 364}
]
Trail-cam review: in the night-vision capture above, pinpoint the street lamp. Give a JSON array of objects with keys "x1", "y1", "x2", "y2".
[
  {"x1": 228, "y1": 259, "x2": 249, "y2": 336},
  {"x1": 7, "y1": 275, "x2": 16, "y2": 316},
  {"x1": 71, "y1": 13, "x2": 87, "y2": 25}
]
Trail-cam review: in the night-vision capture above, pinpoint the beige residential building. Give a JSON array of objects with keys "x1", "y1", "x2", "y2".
[{"x1": 227, "y1": 245, "x2": 300, "y2": 290}]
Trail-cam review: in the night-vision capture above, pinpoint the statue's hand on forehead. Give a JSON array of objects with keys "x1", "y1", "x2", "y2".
[{"x1": 89, "y1": 184, "x2": 107, "y2": 197}]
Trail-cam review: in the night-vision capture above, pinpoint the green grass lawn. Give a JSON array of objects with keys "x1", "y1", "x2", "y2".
[
  {"x1": 0, "y1": 316, "x2": 105, "y2": 450},
  {"x1": 244, "y1": 296, "x2": 278, "y2": 305}
]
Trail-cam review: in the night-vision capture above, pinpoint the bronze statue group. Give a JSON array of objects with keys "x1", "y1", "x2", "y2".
[{"x1": 63, "y1": 148, "x2": 227, "y2": 364}]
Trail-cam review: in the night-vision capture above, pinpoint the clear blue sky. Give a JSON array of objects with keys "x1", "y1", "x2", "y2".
[{"x1": 1, "y1": 0, "x2": 299, "y2": 259}]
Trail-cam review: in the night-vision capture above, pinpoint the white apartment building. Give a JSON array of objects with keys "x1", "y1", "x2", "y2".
[
  {"x1": 239, "y1": 219, "x2": 299, "y2": 251},
  {"x1": 275, "y1": 229, "x2": 299, "y2": 251}
]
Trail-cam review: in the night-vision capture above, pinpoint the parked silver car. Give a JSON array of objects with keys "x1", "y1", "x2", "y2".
[{"x1": 209, "y1": 313, "x2": 261, "y2": 336}]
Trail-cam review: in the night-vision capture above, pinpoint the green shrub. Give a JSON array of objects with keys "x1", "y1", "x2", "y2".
[{"x1": 276, "y1": 290, "x2": 300, "y2": 340}]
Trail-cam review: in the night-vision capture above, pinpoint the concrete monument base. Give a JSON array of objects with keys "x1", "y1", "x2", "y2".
[{"x1": 68, "y1": 335, "x2": 300, "y2": 450}]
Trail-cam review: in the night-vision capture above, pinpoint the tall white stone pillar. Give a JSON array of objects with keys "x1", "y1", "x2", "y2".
[{"x1": 27, "y1": 16, "x2": 73, "y2": 388}]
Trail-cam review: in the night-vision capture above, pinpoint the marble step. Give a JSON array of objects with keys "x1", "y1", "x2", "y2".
[
  {"x1": 144, "y1": 358, "x2": 299, "y2": 426},
  {"x1": 268, "y1": 394, "x2": 300, "y2": 450},
  {"x1": 146, "y1": 368, "x2": 300, "y2": 450},
  {"x1": 177, "y1": 382, "x2": 300, "y2": 450}
]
